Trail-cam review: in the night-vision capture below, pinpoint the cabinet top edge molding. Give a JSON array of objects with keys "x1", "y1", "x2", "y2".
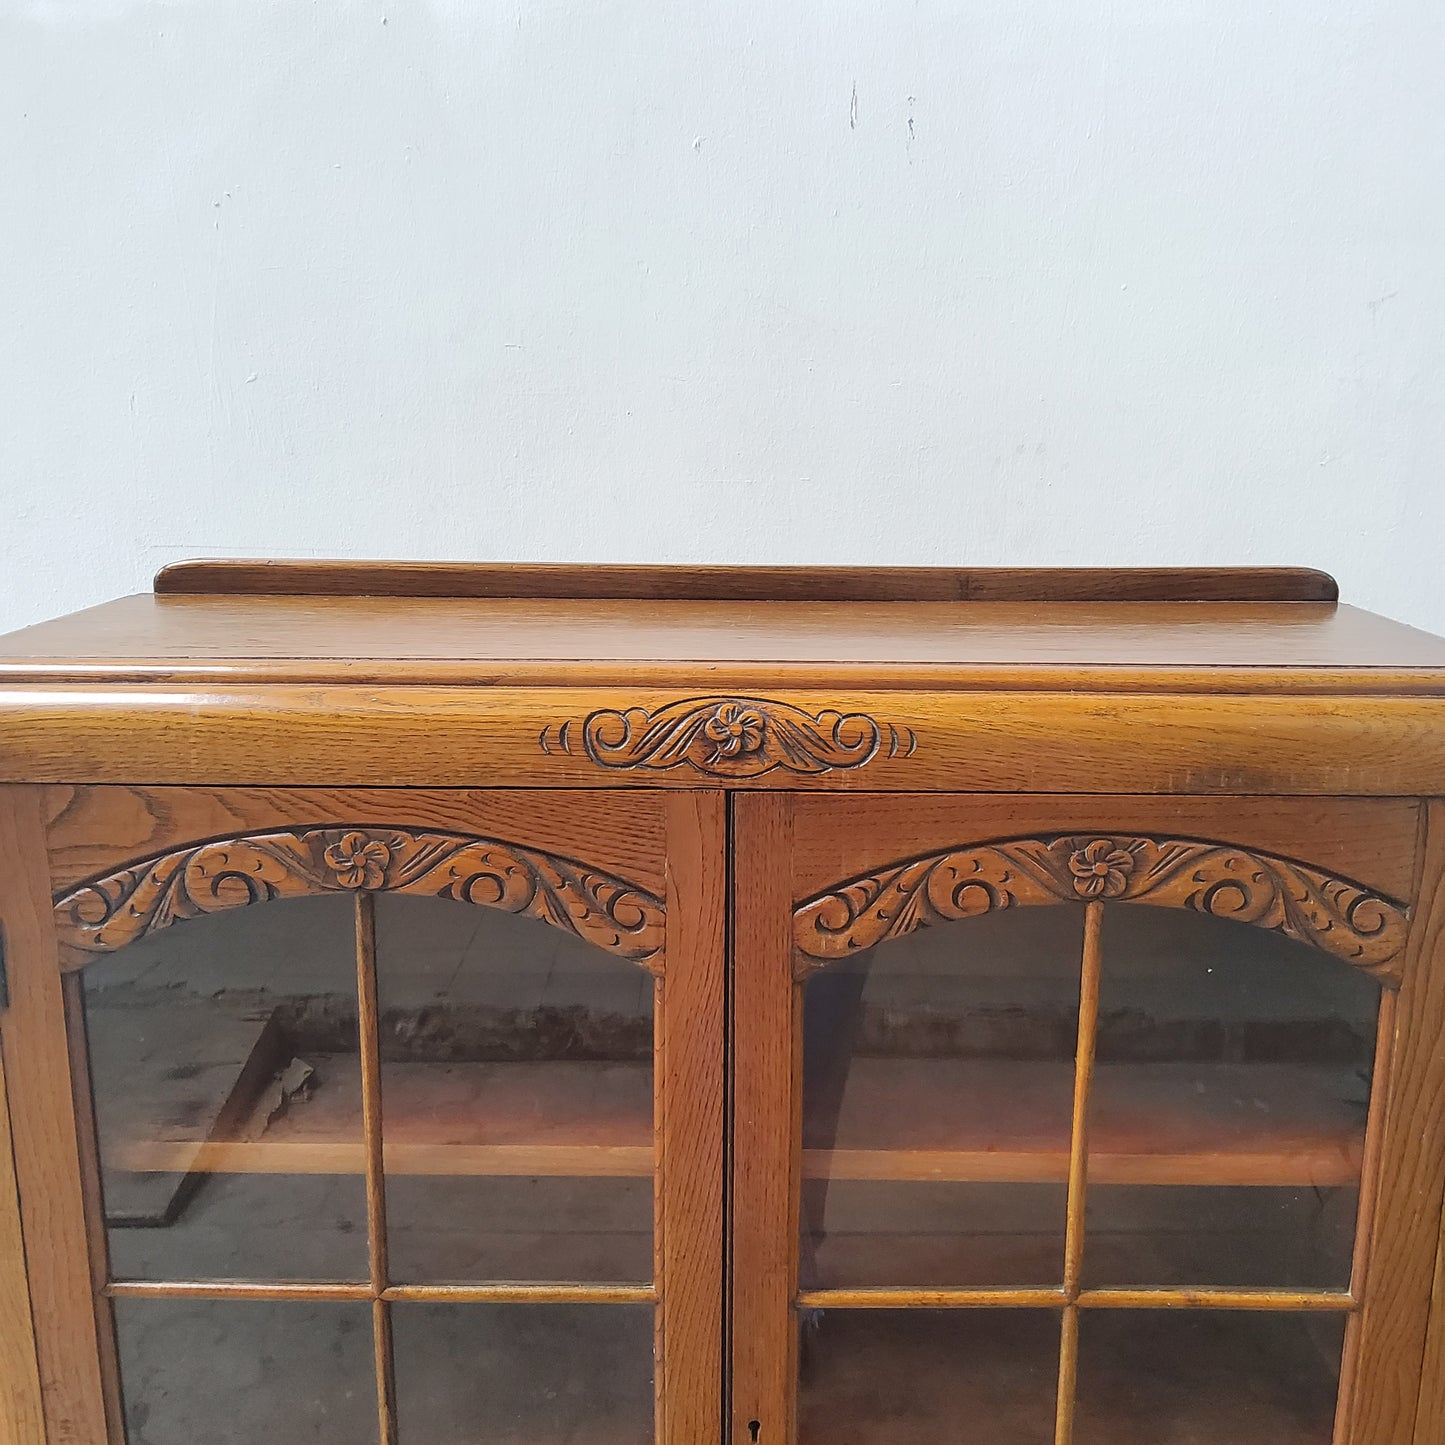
[
  {"x1": 8, "y1": 562, "x2": 1445, "y2": 697},
  {"x1": 151, "y1": 560, "x2": 1342, "y2": 605}
]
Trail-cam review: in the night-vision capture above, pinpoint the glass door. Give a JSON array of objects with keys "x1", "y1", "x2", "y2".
[
  {"x1": 731, "y1": 794, "x2": 1436, "y2": 1445},
  {"x1": 22, "y1": 787, "x2": 723, "y2": 1445}
]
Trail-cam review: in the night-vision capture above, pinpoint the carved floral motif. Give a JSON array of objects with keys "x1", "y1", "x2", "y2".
[
  {"x1": 53, "y1": 827, "x2": 665, "y2": 970},
  {"x1": 323, "y1": 831, "x2": 392, "y2": 889},
  {"x1": 794, "y1": 834, "x2": 1408, "y2": 984},
  {"x1": 539, "y1": 696, "x2": 916, "y2": 778}
]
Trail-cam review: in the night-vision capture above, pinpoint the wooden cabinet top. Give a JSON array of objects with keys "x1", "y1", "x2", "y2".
[
  {"x1": 3, "y1": 560, "x2": 1445, "y2": 694},
  {"x1": 5, "y1": 562, "x2": 1445, "y2": 794}
]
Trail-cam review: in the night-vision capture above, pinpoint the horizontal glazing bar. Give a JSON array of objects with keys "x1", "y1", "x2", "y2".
[
  {"x1": 383, "y1": 1283, "x2": 658, "y2": 1305},
  {"x1": 1076, "y1": 1289, "x2": 1357, "y2": 1312},
  {"x1": 106, "y1": 1279, "x2": 660, "y2": 1305},
  {"x1": 107, "y1": 1280, "x2": 374, "y2": 1302},
  {"x1": 795, "y1": 1286, "x2": 1357, "y2": 1312},
  {"x1": 796, "y1": 1288, "x2": 1068, "y2": 1310}
]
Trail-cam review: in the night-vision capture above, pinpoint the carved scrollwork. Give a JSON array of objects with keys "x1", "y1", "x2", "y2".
[
  {"x1": 540, "y1": 696, "x2": 916, "y2": 778},
  {"x1": 794, "y1": 835, "x2": 1408, "y2": 984},
  {"x1": 53, "y1": 827, "x2": 666, "y2": 971}
]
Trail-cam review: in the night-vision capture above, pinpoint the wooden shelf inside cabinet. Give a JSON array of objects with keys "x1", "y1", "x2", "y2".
[
  {"x1": 111, "y1": 1058, "x2": 654, "y2": 1180},
  {"x1": 108, "y1": 1055, "x2": 1366, "y2": 1190},
  {"x1": 802, "y1": 1060, "x2": 1368, "y2": 1188}
]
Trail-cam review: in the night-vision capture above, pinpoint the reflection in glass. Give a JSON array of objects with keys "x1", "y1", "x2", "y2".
[
  {"x1": 799, "y1": 1310, "x2": 1059, "y2": 1445},
  {"x1": 392, "y1": 1304, "x2": 655, "y2": 1443},
  {"x1": 114, "y1": 1299, "x2": 377, "y2": 1445},
  {"x1": 1083, "y1": 907, "x2": 1378, "y2": 1290},
  {"x1": 801, "y1": 908, "x2": 1085, "y2": 1289},
  {"x1": 82, "y1": 897, "x2": 368, "y2": 1282},
  {"x1": 1074, "y1": 1310, "x2": 1345, "y2": 1445},
  {"x1": 375, "y1": 897, "x2": 655, "y2": 1285}
]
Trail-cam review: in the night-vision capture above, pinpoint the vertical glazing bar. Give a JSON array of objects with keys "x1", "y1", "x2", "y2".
[
  {"x1": 1331, "y1": 987, "x2": 1397, "y2": 1445},
  {"x1": 355, "y1": 893, "x2": 398, "y2": 1445},
  {"x1": 1055, "y1": 901, "x2": 1105, "y2": 1445}
]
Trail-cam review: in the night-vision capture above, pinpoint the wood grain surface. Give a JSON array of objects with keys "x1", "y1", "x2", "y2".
[
  {"x1": 151, "y1": 560, "x2": 1341, "y2": 603},
  {"x1": 1345, "y1": 800, "x2": 1445, "y2": 1445},
  {"x1": 6, "y1": 687, "x2": 1445, "y2": 795},
  {"x1": 0, "y1": 787, "x2": 109, "y2": 1443},
  {"x1": 0, "y1": 1043, "x2": 45, "y2": 1445}
]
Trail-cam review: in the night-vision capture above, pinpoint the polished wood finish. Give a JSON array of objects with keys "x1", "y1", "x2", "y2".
[
  {"x1": 0, "y1": 1042, "x2": 45, "y2": 1445},
  {"x1": 152, "y1": 560, "x2": 1341, "y2": 603},
  {"x1": 4, "y1": 564, "x2": 1445, "y2": 1445},
  {"x1": 1055, "y1": 902, "x2": 1104, "y2": 1445},
  {"x1": 731, "y1": 794, "x2": 798, "y2": 1445},
  {"x1": 656, "y1": 793, "x2": 726, "y2": 1445},
  {"x1": 0, "y1": 787, "x2": 109, "y2": 1443},
  {"x1": 1346, "y1": 801, "x2": 1445, "y2": 1445},
  {"x1": 12, "y1": 686, "x2": 1445, "y2": 795}
]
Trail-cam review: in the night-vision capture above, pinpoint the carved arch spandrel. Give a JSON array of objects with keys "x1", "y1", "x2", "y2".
[
  {"x1": 52, "y1": 826, "x2": 666, "y2": 972},
  {"x1": 793, "y1": 834, "x2": 1409, "y2": 985}
]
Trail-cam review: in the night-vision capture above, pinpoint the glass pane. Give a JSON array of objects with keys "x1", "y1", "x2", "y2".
[
  {"x1": 392, "y1": 1303, "x2": 654, "y2": 1443},
  {"x1": 798, "y1": 1309, "x2": 1060, "y2": 1444},
  {"x1": 1084, "y1": 907, "x2": 1378, "y2": 1289},
  {"x1": 376, "y1": 897, "x2": 654, "y2": 1285},
  {"x1": 114, "y1": 1298, "x2": 377, "y2": 1445},
  {"x1": 801, "y1": 908, "x2": 1084, "y2": 1289},
  {"x1": 1074, "y1": 1310, "x2": 1345, "y2": 1445},
  {"x1": 82, "y1": 897, "x2": 368, "y2": 1282}
]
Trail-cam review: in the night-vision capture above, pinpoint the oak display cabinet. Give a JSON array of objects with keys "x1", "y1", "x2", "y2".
[{"x1": 3, "y1": 562, "x2": 1445, "y2": 1445}]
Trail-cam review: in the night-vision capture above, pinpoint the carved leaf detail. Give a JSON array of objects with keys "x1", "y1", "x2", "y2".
[
  {"x1": 794, "y1": 835, "x2": 1408, "y2": 984},
  {"x1": 53, "y1": 828, "x2": 665, "y2": 971},
  {"x1": 544, "y1": 696, "x2": 907, "y2": 777}
]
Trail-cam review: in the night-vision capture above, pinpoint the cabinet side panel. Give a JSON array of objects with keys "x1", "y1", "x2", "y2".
[
  {"x1": 0, "y1": 786, "x2": 110, "y2": 1443},
  {"x1": 0, "y1": 1043, "x2": 46, "y2": 1443},
  {"x1": 730, "y1": 794, "x2": 798, "y2": 1445},
  {"x1": 658, "y1": 793, "x2": 727, "y2": 1444},
  {"x1": 1348, "y1": 798, "x2": 1445, "y2": 1445},
  {"x1": 1410, "y1": 1196, "x2": 1445, "y2": 1444}
]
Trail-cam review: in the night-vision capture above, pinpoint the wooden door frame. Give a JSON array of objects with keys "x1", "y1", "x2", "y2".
[
  {"x1": 730, "y1": 791, "x2": 1445, "y2": 1445},
  {"x1": 1, "y1": 783, "x2": 725, "y2": 1445}
]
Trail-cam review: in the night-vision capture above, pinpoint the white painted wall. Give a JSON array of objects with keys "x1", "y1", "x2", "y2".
[{"x1": 3, "y1": 0, "x2": 1443, "y2": 638}]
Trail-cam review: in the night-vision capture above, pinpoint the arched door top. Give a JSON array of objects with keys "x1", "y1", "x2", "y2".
[
  {"x1": 52, "y1": 825, "x2": 666, "y2": 971},
  {"x1": 794, "y1": 833, "x2": 1408, "y2": 985}
]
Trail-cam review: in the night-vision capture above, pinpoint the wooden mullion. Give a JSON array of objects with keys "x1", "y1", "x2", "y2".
[
  {"x1": 1055, "y1": 901, "x2": 1104, "y2": 1445},
  {"x1": 657, "y1": 793, "x2": 726, "y2": 1445},
  {"x1": 730, "y1": 794, "x2": 797, "y2": 1445},
  {"x1": 355, "y1": 893, "x2": 398, "y2": 1445}
]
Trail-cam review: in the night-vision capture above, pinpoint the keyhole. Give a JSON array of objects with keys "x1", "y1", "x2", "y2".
[{"x1": 748, "y1": 1422, "x2": 761, "y2": 1442}]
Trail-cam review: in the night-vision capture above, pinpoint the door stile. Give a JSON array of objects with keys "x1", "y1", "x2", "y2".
[
  {"x1": 658, "y1": 792, "x2": 727, "y2": 1444},
  {"x1": 729, "y1": 794, "x2": 798, "y2": 1445},
  {"x1": 0, "y1": 784, "x2": 110, "y2": 1443},
  {"x1": 1347, "y1": 798, "x2": 1445, "y2": 1444},
  {"x1": 0, "y1": 1036, "x2": 46, "y2": 1442}
]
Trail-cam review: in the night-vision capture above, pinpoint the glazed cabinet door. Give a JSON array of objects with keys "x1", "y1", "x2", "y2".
[
  {"x1": 0, "y1": 784, "x2": 723, "y2": 1445},
  {"x1": 732, "y1": 794, "x2": 1445, "y2": 1445}
]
